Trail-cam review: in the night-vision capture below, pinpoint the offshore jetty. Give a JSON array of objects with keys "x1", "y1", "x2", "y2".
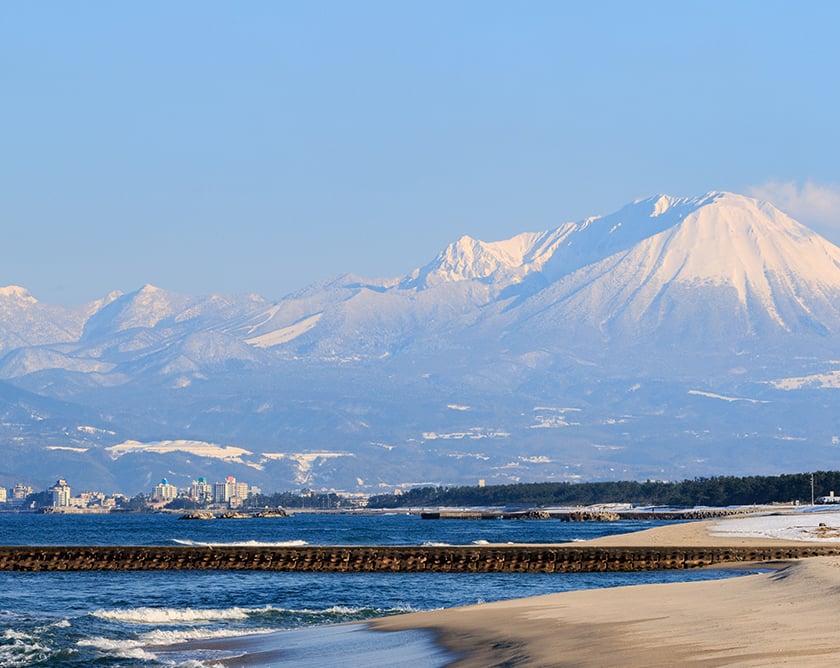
[{"x1": 1, "y1": 543, "x2": 840, "y2": 572}]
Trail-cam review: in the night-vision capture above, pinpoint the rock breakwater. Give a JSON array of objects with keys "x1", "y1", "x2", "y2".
[{"x1": 1, "y1": 544, "x2": 838, "y2": 572}]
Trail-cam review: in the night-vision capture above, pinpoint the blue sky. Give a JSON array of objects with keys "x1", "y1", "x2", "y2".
[{"x1": 2, "y1": 1, "x2": 839, "y2": 305}]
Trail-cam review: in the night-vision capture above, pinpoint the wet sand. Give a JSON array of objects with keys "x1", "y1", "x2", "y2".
[
  {"x1": 152, "y1": 624, "x2": 451, "y2": 667},
  {"x1": 371, "y1": 517, "x2": 840, "y2": 667}
]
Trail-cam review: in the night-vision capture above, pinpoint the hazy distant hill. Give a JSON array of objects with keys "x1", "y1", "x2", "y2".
[{"x1": 2, "y1": 192, "x2": 839, "y2": 494}]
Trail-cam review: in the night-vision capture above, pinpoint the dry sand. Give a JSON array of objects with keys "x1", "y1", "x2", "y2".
[
  {"x1": 371, "y1": 518, "x2": 840, "y2": 667},
  {"x1": 580, "y1": 516, "x2": 829, "y2": 548}
]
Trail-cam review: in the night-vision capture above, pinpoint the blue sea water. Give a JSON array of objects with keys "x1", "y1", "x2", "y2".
[{"x1": 0, "y1": 512, "x2": 752, "y2": 666}]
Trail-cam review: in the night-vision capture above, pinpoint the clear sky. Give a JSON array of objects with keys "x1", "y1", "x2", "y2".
[{"x1": 2, "y1": 1, "x2": 839, "y2": 306}]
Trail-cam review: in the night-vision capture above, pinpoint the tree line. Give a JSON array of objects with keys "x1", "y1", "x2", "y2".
[{"x1": 366, "y1": 471, "x2": 840, "y2": 509}]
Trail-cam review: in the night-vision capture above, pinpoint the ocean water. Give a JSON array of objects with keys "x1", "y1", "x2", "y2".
[{"x1": 0, "y1": 512, "x2": 751, "y2": 666}]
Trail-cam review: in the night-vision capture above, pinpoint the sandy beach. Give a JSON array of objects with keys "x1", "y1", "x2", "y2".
[
  {"x1": 153, "y1": 510, "x2": 840, "y2": 666},
  {"x1": 371, "y1": 513, "x2": 840, "y2": 667}
]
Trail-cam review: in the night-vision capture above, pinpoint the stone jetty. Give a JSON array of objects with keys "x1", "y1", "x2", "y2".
[{"x1": 1, "y1": 543, "x2": 838, "y2": 573}]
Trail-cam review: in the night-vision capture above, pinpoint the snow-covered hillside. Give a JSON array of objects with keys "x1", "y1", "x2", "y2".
[{"x1": 1, "y1": 191, "x2": 839, "y2": 494}]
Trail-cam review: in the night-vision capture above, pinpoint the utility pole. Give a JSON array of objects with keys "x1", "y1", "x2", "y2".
[{"x1": 811, "y1": 473, "x2": 815, "y2": 506}]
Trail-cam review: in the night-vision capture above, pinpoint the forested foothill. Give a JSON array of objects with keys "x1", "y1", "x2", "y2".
[{"x1": 366, "y1": 472, "x2": 840, "y2": 509}]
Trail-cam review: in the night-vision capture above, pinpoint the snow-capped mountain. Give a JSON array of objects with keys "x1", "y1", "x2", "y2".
[
  {"x1": 493, "y1": 192, "x2": 840, "y2": 357},
  {"x1": 0, "y1": 286, "x2": 100, "y2": 355},
  {"x1": 1, "y1": 192, "x2": 840, "y2": 494}
]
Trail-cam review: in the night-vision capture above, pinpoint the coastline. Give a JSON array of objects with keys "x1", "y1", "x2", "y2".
[
  {"x1": 370, "y1": 516, "x2": 840, "y2": 667},
  {"x1": 145, "y1": 511, "x2": 840, "y2": 666}
]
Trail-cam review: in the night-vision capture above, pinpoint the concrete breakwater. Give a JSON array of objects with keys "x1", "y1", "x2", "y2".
[{"x1": 1, "y1": 544, "x2": 839, "y2": 573}]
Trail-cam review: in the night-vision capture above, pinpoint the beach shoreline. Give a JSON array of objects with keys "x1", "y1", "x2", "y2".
[
  {"x1": 370, "y1": 514, "x2": 840, "y2": 667},
  {"x1": 150, "y1": 510, "x2": 840, "y2": 666}
]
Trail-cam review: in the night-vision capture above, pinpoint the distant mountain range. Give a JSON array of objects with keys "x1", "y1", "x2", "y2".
[{"x1": 2, "y1": 192, "x2": 840, "y2": 495}]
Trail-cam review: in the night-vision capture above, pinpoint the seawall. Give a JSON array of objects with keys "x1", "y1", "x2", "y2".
[{"x1": 1, "y1": 544, "x2": 838, "y2": 572}]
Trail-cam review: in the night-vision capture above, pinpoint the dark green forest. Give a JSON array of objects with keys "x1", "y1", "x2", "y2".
[
  {"x1": 366, "y1": 471, "x2": 840, "y2": 509},
  {"x1": 244, "y1": 491, "x2": 345, "y2": 510}
]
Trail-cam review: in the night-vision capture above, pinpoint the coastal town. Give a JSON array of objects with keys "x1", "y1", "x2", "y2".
[{"x1": 0, "y1": 475, "x2": 266, "y2": 513}]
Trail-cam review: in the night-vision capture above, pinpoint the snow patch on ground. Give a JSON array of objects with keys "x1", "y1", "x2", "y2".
[
  {"x1": 446, "y1": 452, "x2": 490, "y2": 461},
  {"x1": 688, "y1": 390, "x2": 769, "y2": 404},
  {"x1": 261, "y1": 452, "x2": 353, "y2": 484},
  {"x1": 530, "y1": 406, "x2": 581, "y2": 428},
  {"x1": 768, "y1": 370, "x2": 840, "y2": 390},
  {"x1": 106, "y1": 439, "x2": 253, "y2": 464},
  {"x1": 422, "y1": 428, "x2": 510, "y2": 441},
  {"x1": 368, "y1": 442, "x2": 395, "y2": 451},
  {"x1": 711, "y1": 510, "x2": 840, "y2": 542},
  {"x1": 246, "y1": 313, "x2": 322, "y2": 348},
  {"x1": 76, "y1": 425, "x2": 116, "y2": 435}
]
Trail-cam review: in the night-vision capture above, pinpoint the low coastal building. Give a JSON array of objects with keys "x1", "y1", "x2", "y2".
[
  {"x1": 12, "y1": 483, "x2": 33, "y2": 507},
  {"x1": 39, "y1": 479, "x2": 117, "y2": 513}
]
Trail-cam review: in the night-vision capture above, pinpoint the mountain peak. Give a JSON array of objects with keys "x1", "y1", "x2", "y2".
[
  {"x1": 405, "y1": 229, "x2": 565, "y2": 289},
  {"x1": 134, "y1": 284, "x2": 166, "y2": 297},
  {"x1": 0, "y1": 285, "x2": 37, "y2": 303},
  {"x1": 529, "y1": 190, "x2": 840, "y2": 337}
]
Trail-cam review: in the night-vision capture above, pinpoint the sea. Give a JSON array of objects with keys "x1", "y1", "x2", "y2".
[{"x1": 0, "y1": 511, "x2": 754, "y2": 667}]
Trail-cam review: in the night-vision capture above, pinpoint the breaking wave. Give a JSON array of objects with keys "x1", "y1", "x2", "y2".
[
  {"x1": 170, "y1": 538, "x2": 309, "y2": 547},
  {"x1": 92, "y1": 606, "x2": 262, "y2": 623},
  {"x1": 91, "y1": 603, "x2": 416, "y2": 626},
  {"x1": 139, "y1": 626, "x2": 279, "y2": 645},
  {"x1": 0, "y1": 628, "x2": 53, "y2": 668}
]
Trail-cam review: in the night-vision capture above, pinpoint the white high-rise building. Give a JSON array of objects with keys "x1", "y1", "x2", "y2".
[
  {"x1": 191, "y1": 477, "x2": 213, "y2": 503},
  {"x1": 152, "y1": 478, "x2": 178, "y2": 501},
  {"x1": 213, "y1": 476, "x2": 250, "y2": 507},
  {"x1": 50, "y1": 479, "x2": 71, "y2": 507}
]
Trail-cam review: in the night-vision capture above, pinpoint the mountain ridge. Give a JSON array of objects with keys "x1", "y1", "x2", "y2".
[{"x1": 1, "y1": 191, "x2": 839, "y2": 494}]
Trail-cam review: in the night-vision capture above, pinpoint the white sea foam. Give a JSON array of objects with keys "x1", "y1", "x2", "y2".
[
  {"x1": 170, "y1": 538, "x2": 309, "y2": 547},
  {"x1": 0, "y1": 628, "x2": 52, "y2": 667},
  {"x1": 0, "y1": 644, "x2": 52, "y2": 668},
  {"x1": 2, "y1": 629, "x2": 32, "y2": 641},
  {"x1": 141, "y1": 626, "x2": 279, "y2": 645},
  {"x1": 284, "y1": 604, "x2": 418, "y2": 617},
  {"x1": 77, "y1": 636, "x2": 157, "y2": 661},
  {"x1": 421, "y1": 541, "x2": 451, "y2": 547},
  {"x1": 92, "y1": 606, "x2": 268, "y2": 624}
]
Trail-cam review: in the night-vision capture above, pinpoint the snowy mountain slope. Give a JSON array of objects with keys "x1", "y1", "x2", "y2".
[
  {"x1": 0, "y1": 285, "x2": 272, "y2": 382},
  {"x1": 81, "y1": 284, "x2": 268, "y2": 341},
  {"x1": 401, "y1": 195, "x2": 712, "y2": 291},
  {"x1": 496, "y1": 192, "x2": 840, "y2": 351},
  {"x1": 237, "y1": 191, "x2": 840, "y2": 364},
  {"x1": 0, "y1": 286, "x2": 105, "y2": 356},
  {"x1": 1, "y1": 191, "x2": 840, "y2": 493},
  {"x1": 5, "y1": 191, "x2": 838, "y2": 374}
]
